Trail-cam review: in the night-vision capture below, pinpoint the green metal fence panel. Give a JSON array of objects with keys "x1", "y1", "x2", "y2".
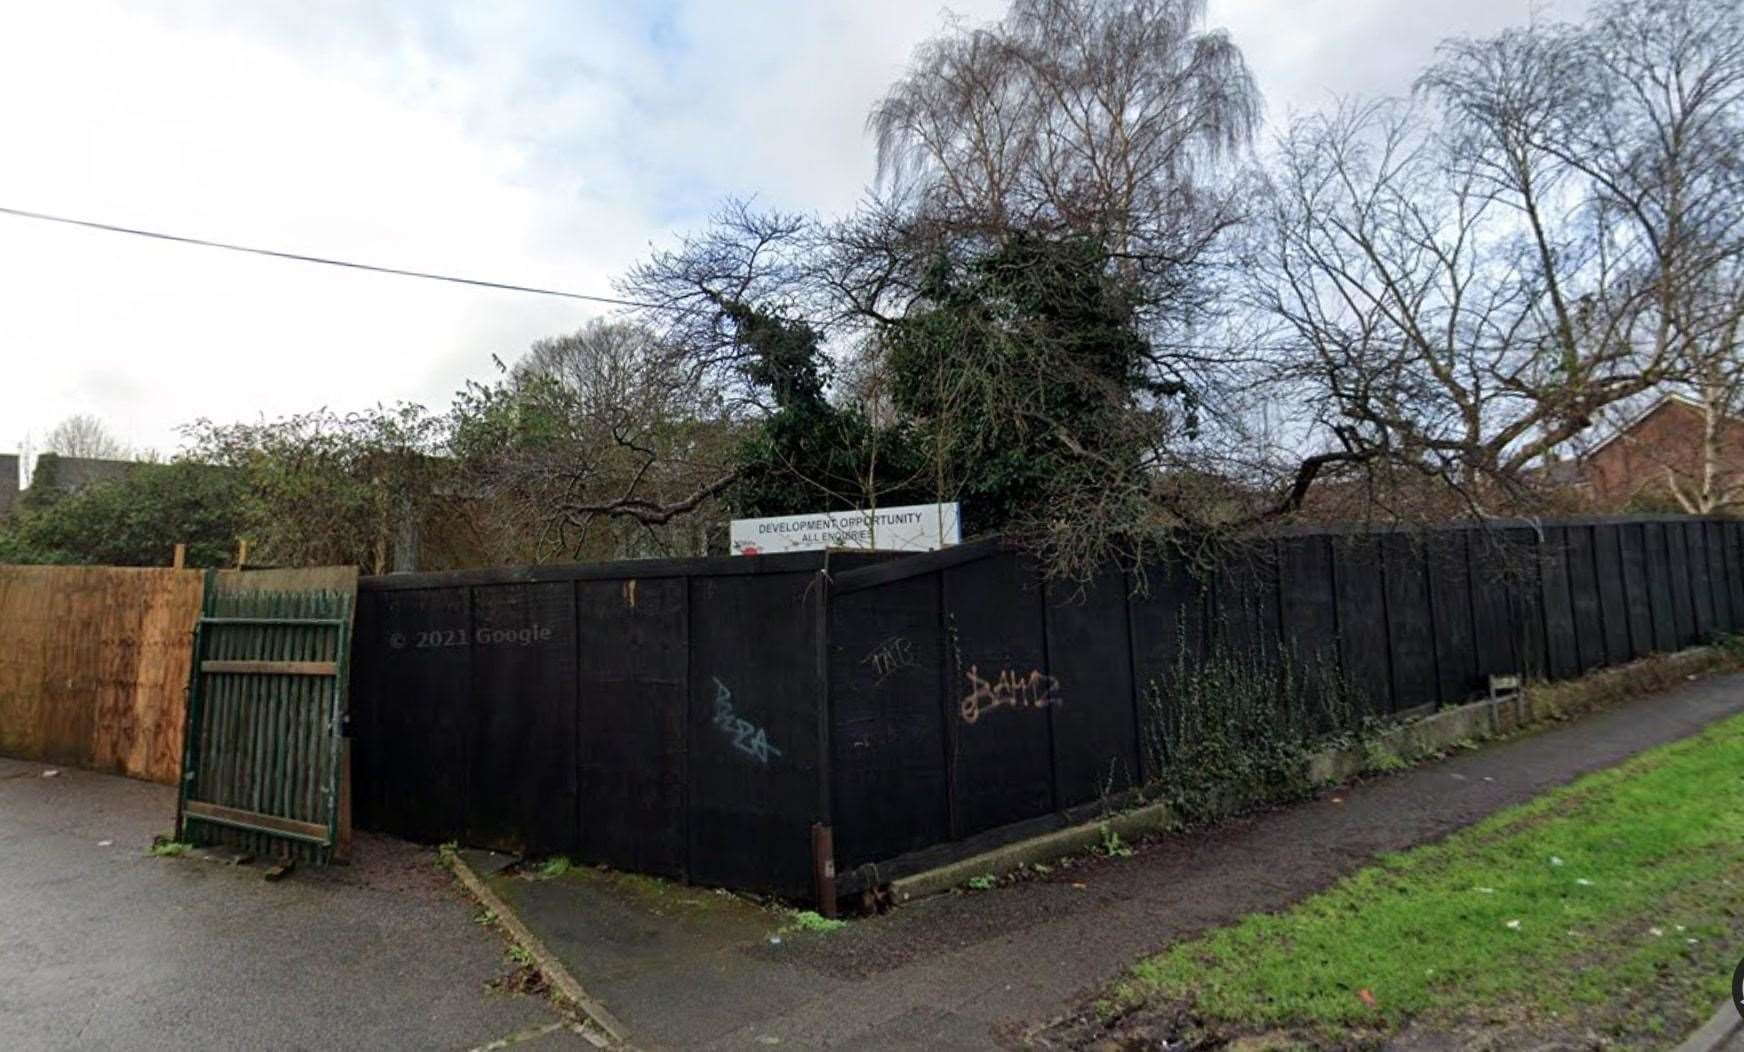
[{"x1": 176, "y1": 573, "x2": 356, "y2": 864}]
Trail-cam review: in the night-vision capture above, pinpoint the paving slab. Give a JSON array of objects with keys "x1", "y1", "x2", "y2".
[{"x1": 499, "y1": 669, "x2": 1744, "y2": 1050}]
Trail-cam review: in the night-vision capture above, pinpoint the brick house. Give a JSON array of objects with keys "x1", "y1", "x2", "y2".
[{"x1": 1581, "y1": 394, "x2": 1744, "y2": 511}]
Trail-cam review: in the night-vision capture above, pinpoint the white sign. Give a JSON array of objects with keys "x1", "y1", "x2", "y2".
[{"x1": 730, "y1": 503, "x2": 961, "y2": 555}]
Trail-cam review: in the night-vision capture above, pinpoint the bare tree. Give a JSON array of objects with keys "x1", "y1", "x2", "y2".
[
  {"x1": 1251, "y1": 0, "x2": 1744, "y2": 517},
  {"x1": 869, "y1": 0, "x2": 1257, "y2": 243},
  {"x1": 453, "y1": 318, "x2": 741, "y2": 561},
  {"x1": 867, "y1": 0, "x2": 1257, "y2": 341},
  {"x1": 1665, "y1": 266, "x2": 1744, "y2": 513},
  {"x1": 1602, "y1": 0, "x2": 1744, "y2": 513},
  {"x1": 44, "y1": 414, "x2": 128, "y2": 460}
]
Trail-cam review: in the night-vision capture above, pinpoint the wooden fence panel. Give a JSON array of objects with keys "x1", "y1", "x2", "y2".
[
  {"x1": 1332, "y1": 535, "x2": 1393, "y2": 714},
  {"x1": 1566, "y1": 525, "x2": 1606, "y2": 674},
  {"x1": 0, "y1": 565, "x2": 202, "y2": 783},
  {"x1": 1045, "y1": 566, "x2": 1140, "y2": 808},
  {"x1": 939, "y1": 550, "x2": 1054, "y2": 840},
  {"x1": 1423, "y1": 531, "x2": 1476, "y2": 706},
  {"x1": 1593, "y1": 525, "x2": 1633, "y2": 665},
  {"x1": 576, "y1": 576, "x2": 690, "y2": 879},
  {"x1": 1381, "y1": 534, "x2": 1438, "y2": 708}
]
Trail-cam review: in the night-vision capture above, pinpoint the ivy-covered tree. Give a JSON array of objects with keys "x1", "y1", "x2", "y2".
[
  {"x1": 724, "y1": 298, "x2": 929, "y2": 519},
  {"x1": 883, "y1": 233, "x2": 1185, "y2": 537}
]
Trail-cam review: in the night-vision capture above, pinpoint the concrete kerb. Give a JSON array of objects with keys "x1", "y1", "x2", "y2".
[
  {"x1": 448, "y1": 850, "x2": 631, "y2": 1048},
  {"x1": 1673, "y1": 1001, "x2": 1743, "y2": 1052},
  {"x1": 888, "y1": 645, "x2": 1732, "y2": 905}
]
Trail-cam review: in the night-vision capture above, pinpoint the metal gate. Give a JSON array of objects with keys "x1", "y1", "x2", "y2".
[{"x1": 176, "y1": 568, "x2": 359, "y2": 862}]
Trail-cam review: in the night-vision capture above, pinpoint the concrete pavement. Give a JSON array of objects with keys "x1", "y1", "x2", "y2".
[
  {"x1": 498, "y1": 669, "x2": 1744, "y2": 1050},
  {"x1": 0, "y1": 756, "x2": 590, "y2": 1051}
]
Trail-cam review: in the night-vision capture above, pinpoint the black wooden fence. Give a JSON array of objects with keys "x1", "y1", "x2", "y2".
[
  {"x1": 351, "y1": 551, "x2": 890, "y2": 897},
  {"x1": 349, "y1": 516, "x2": 1744, "y2": 902}
]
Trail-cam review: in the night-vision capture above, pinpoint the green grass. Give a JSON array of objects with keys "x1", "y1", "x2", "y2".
[
  {"x1": 1111, "y1": 711, "x2": 1744, "y2": 1038},
  {"x1": 149, "y1": 839, "x2": 195, "y2": 857}
]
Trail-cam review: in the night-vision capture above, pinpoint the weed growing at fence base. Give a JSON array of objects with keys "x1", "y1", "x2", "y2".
[
  {"x1": 534, "y1": 856, "x2": 572, "y2": 879},
  {"x1": 1096, "y1": 824, "x2": 1134, "y2": 858},
  {"x1": 1101, "y1": 709, "x2": 1744, "y2": 1046},
  {"x1": 1143, "y1": 642, "x2": 1371, "y2": 818},
  {"x1": 784, "y1": 909, "x2": 847, "y2": 934}
]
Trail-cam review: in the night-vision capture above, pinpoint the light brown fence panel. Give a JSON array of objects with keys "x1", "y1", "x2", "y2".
[{"x1": 0, "y1": 565, "x2": 203, "y2": 782}]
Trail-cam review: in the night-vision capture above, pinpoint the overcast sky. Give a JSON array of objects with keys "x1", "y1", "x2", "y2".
[{"x1": 0, "y1": 0, "x2": 1575, "y2": 465}]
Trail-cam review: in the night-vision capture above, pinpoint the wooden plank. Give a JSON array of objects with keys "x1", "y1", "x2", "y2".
[
  {"x1": 336, "y1": 740, "x2": 353, "y2": 862},
  {"x1": 213, "y1": 565, "x2": 360, "y2": 596},
  {"x1": 183, "y1": 799, "x2": 332, "y2": 845},
  {"x1": 199, "y1": 616, "x2": 347, "y2": 627},
  {"x1": 200, "y1": 659, "x2": 338, "y2": 676}
]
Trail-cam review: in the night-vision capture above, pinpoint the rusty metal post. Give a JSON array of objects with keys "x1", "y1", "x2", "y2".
[{"x1": 811, "y1": 822, "x2": 837, "y2": 918}]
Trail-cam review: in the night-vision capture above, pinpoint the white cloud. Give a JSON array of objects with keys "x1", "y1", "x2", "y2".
[{"x1": 0, "y1": 0, "x2": 1578, "y2": 461}]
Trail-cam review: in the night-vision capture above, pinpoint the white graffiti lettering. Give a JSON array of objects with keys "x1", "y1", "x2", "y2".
[
  {"x1": 712, "y1": 678, "x2": 782, "y2": 764},
  {"x1": 861, "y1": 636, "x2": 916, "y2": 681}
]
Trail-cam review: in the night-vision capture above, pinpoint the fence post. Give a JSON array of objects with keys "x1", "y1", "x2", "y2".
[
  {"x1": 811, "y1": 822, "x2": 837, "y2": 916},
  {"x1": 175, "y1": 568, "x2": 216, "y2": 844},
  {"x1": 1039, "y1": 571, "x2": 1059, "y2": 815},
  {"x1": 1419, "y1": 534, "x2": 1444, "y2": 709},
  {"x1": 1124, "y1": 566, "x2": 1149, "y2": 786},
  {"x1": 937, "y1": 569, "x2": 960, "y2": 842},
  {"x1": 1462, "y1": 528, "x2": 1481, "y2": 687},
  {"x1": 812, "y1": 566, "x2": 834, "y2": 898},
  {"x1": 1376, "y1": 535, "x2": 1398, "y2": 715}
]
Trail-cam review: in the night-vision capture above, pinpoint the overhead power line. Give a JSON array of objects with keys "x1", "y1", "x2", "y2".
[{"x1": 0, "y1": 204, "x2": 656, "y2": 309}]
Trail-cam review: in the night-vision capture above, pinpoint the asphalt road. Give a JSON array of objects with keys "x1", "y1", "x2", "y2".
[{"x1": 0, "y1": 756, "x2": 589, "y2": 1051}]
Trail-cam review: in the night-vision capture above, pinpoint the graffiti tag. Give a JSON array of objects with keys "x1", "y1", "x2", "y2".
[
  {"x1": 861, "y1": 636, "x2": 916, "y2": 682},
  {"x1": 712, "y1": 678, "x2": 782, "y2": 765},
  {"x1": 960, "y1": 666, "x2": 1063, "y2": 725}
]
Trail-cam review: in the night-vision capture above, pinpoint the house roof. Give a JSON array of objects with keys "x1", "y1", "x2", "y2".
[{"x1": 1580, "y1": 392, "x2": 1711, "y2": 462}]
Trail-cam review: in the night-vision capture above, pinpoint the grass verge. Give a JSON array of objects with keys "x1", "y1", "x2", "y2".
[{"x1": 1100, "y1": 709, "x2": 1744, "y2": 1048}]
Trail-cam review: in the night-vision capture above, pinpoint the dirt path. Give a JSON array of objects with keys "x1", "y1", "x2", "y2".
[{"x1": 510, "y1": 670, "x2": 1744, "y2": 1050}]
